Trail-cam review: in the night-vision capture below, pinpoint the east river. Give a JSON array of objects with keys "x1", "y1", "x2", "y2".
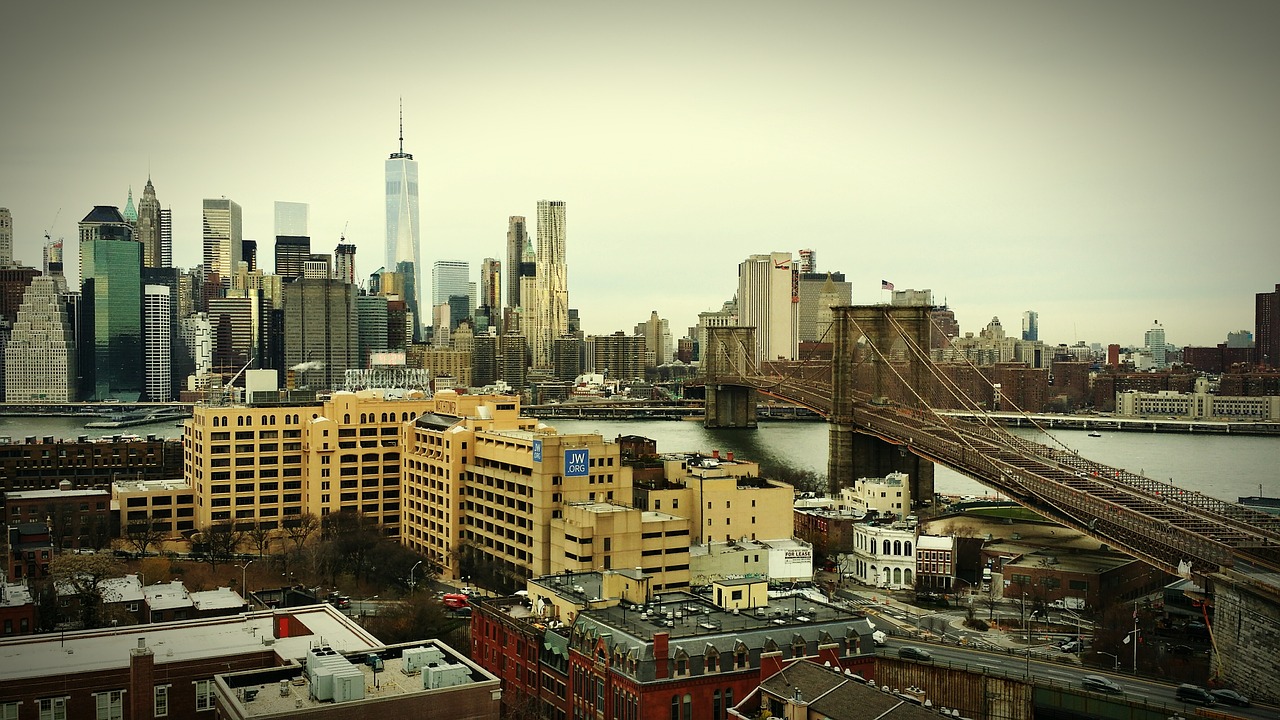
[{"x1": 2, "y1": 414, "x2": 1277, "y2": 503}]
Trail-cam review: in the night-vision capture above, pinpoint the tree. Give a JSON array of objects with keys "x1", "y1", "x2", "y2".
[
  {"x1": 83, "y1": 515, "x2": 112, "y2": 551},
  {"x1": 48, "y1": 553, "x2": 124, "y2": 629},
  {"x1": 322, "y1": 510, "x2": 382, "y2": 582},
  {"x1": 363, "y1": 592, "x2": 466, "y2": 646},
  {"x1": 200, "y1": 523, "x2": 245, "y2": 569},
  {"x1": 283, "y1": 513, "x2": 320, "y2": 551},
  {"x1": 123, "y1": 518, "x2": 167, "y2": 557},
  {"x1": 246, "y1": 522, "x2": 274, "y2": 558},
  {"x1": 981, "y1": 586, "x2": 1001, "y2": 621}
]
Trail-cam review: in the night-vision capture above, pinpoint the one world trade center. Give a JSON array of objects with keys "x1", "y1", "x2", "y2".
[{"x1": 386, "y1": 105, "x2": 422, "y2": 340}]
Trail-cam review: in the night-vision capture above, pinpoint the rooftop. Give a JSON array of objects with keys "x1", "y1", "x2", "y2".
[
  {"x1": 7, "y1": 488, "x2": 111, "y2": 500},
  {"x1": 0, "y1": 605, "x2": 380, "y2": 682},
  {"x1": 216, "y1": 640, "x2": 498, "y2": 717},
  {"x1": 754, "y1": 660, "x2": 944, "y2": 720}
]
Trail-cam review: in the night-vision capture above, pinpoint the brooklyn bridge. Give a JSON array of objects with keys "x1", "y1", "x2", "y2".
[{"x1": 703, "y1": 305, "x2": 1280, "y2": 703}]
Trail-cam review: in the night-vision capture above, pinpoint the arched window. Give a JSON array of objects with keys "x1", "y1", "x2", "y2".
[
  {"x1": 713, "y1": 691, "x2": 722, "y2": 720},
  {"x1": 904, "y1": 568, "x2": 913, "y2": 585},
  {"x1": 237, "y1": 416, "x2": 244, "y2": 427},
  {"x1": 883, "y1": 539, "x2": 891, "y2": 555},
  {"x1": 893, "y1": 567, "x2": 902, "y2": 585},
  {"x1": 382, "y1": 413, "x2": 389, "y2": 423},
  {"x1": 905, "y1": 541, "x2": 912, "y2": 556},
  {"x1": 682, "y1": 694, "x2": 691, "y2": 720},
  {"x1": 893, "y1": 540, "x2": 902, "y2": 555},
  {"x1": 704, "y1": 645, "x2": 719, "y2": 673},
  {"x1": 344, "y1": 414, "x2": 350, "y2": 424},
  {"x1": 670, "y1": 696, "x2": 679, "y2": 720}
]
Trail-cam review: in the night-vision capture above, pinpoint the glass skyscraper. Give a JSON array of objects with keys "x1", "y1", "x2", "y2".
[
  {"x1": 79, "y1": 206, "x2": 144, "y2": 401},
  {"x1": 386, "y1": 109, "x2": 421, "y2": 340}
]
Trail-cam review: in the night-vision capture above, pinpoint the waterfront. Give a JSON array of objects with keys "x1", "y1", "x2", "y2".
[{"x1": 2, "y1": 413, "x2": 1276, "y2": 505}]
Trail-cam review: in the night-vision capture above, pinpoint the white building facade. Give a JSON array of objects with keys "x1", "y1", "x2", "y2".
[
  {"x1": 839, "y1": 472, "x2": 912, "y2": 519},
  {"x1": 4, "y1": 276, "x2": 77, "y2": 401},
  {"x1": 143, "y1": 284, "x2": 172, "y2": 401},
  {"x1": 738, "y1": 252, "x2": 798, "y2": 362},
  {"x1": 532, "y1": 200, "x2": 568, "y2": 368},
  {"x1": 848, "y1": 523, "x2": 916, "y2": 590}
]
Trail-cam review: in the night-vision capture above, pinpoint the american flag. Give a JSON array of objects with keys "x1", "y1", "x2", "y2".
[{"x1": 881, "y1": 280, "x2": 894, "y2": 291}]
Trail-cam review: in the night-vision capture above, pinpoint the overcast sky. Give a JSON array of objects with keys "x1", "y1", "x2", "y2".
[{"x1": 2, "y1": 1, "x2": 1277, "y2": 348}]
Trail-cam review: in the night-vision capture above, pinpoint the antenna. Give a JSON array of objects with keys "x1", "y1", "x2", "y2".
[
  {"x1": 399, "y1": 98, "x2": 404, "y2": 155},
  {"x1": 341, "y1": 221, "x2": 349, "y2": 242}
]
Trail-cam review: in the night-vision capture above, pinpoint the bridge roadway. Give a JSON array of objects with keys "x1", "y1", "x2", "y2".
[{"x1": 727, "y1": 373, "x2": 1280, "y2": 579}]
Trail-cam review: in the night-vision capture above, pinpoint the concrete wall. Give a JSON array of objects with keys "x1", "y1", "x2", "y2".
[{"x1": 1213, "y1": 571, "x2": 1280, "y2": 705}]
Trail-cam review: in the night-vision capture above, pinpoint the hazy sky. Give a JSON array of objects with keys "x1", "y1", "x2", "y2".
[{"x1": 2, "y1": 1, "x2": 1277, "y2": 348}]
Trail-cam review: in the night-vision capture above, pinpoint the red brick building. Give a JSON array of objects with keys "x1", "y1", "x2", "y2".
[{"x1": 6, "y1": 482, "x2": 112, "y2": 551}]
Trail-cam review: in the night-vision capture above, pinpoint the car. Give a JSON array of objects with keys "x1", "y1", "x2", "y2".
[
  {"x1": 1168, "y1": 644, "x2": 1196, "y2": 655},
  {"x1": 1209, "y1": 689, "x2": 1250, "y2": 707},
  {"x1": 898, "y1": 646, "x2": 933, "y2": 662},
  {"x1": 1081, "y1": 675, "x2": 1123, "y2": 694},
  {"x1": 1059, "y1": 640, "x2": 1082, "y2": 653},
  {"x1": 1174, "y1": 684, "x2": 1216, "y2": 706}
]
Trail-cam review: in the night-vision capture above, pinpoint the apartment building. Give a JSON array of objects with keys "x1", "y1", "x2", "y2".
[
  {"x1": 838, "y1": 471, "x2": 912, "y2": 519},
  {"x1": 184, "y1": 389, "x2": 435, "y2": 533},
  {"x1": 550, "y1": 501, "x2": 692, "y2": 591}
]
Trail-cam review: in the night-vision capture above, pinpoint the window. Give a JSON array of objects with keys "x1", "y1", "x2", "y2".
[
  {"x1": 94, "y1": 690, "x2": 124, "y2": 720},
  {"x1": 195, "y1": 679, "x2": 214, "y2": 711},
  {"x1": 38, "y1": 697, "x2": 67, "y2": 720},
  {"x1": 0, "y1": 703, "x2": 18, "y2": 720},
  {"x1": 155, "y1": 686, "x2": 169, "y2": 717}
]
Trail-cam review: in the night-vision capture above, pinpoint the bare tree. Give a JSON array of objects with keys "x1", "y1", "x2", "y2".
[
  {"x1": 48, "y1": 553, "x2": 124, "y2": 629},
  {"x1": 200, "y1": 523, "x2": 245, "y2": 569},
  {"x1": 123, "y1": 519, "x2": 167, "y2": 557},
  {"x1": 283, "y1": 513, "x2": 320, "y2": 551},
  {"x1": 246, "y1": 523, "x2": 274, "y2": 558}
]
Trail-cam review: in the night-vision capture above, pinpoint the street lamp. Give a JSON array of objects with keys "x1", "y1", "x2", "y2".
[
  {"x1": 1097, "y1": 651, "x2": 1119, "y2": 671},
  {"x1": 408, "y1": 560, "x2": 424, "y2": 592},
  {"x1": 237, "y1": 559, "x2": 255, "y2": 599}
]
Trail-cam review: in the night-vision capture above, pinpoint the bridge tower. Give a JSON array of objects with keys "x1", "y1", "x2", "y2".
[
  {"x1": 828, "y1": 305, "x2": 935, "y2": 501},
  {"x1": 703, "y1": 326, "x2": 758, "y2": 429}
]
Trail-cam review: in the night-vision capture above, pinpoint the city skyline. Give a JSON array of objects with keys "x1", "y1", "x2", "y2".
[{"x1": 2, "y1": 1, "x2": 1278, "y2": 347}]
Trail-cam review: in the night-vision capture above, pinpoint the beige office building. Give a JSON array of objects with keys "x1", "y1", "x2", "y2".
[
  {"x1": 632, "y1": 453, "x2": 795, "y2": 545},
  {"x1": 551, "y1": 501, "x2": 692, "y2": 591},
  {"x1": 184, "y1": 390, "x2": 435, "y2": 533},
  {"x1": 401, "y1": 392, "x2": 644, "y2": 584}
]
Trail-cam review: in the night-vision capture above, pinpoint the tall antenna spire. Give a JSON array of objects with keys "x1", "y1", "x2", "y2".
[{"x1": 399, "y1": 97, "x2": 404, "y2": 155}]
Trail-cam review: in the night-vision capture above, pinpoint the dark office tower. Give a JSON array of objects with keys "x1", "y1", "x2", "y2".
[
  {"x1": 0, "y1": 267, "x2": 40, "y2": 325},
  {"x1": 500, "y1": 333, "x2": 529, "y2": 390},
  {"x1": 386, "y1": 105, "x2": 422, "y2": 336},
  {"x1": 275, "y1": 236, "x2": 311, "y2": 280},
  {"x1": 471, "y1": 335, "x2": 497, "y2": 388},
  {"x1": 553, "y1": 335, "x2": 583, "y2": 382},
  {"x1": 356, "y1": 294, "x2": 389, "y2": 367},
  {"x1": 386, "y1": 299, "x2": 407, "y2": 350},
  {"x1": 202, "y1": 198, "x2": 242, "y2": 288},
  {"x1": 368, "y1": 268, "x2": 384, "y2": 296},
  {"x1": 1258, "y1": 284, "x2": 1280, "y2": 369},
  {"x1": 505, "y1": 216, "x2": 528, "y2": 310},
  {"x1": 283, "y1": 278, "x2": 357, "y2": 392},
  {"x1": 1022, "y1": 311, "x2": 1039, "y2": 342},
  {"x1": 335, "y1": 243, "x2": 357, "y2": 285},
  {"x1": 159, "y1": 208, "x2": 172, "y2": 268},
  {"x1": 239, "y1": 239, "x2": 256, "y2": 273},
  {"x1": 591, "y1": 332, "x2": 646, "y2": 382},
  {"x1": 136, "y1": 177, "x2": 162, "y2": 268},
  {"x1": 78, "y1": 206, "x2": 143, "y2": 401},
  {"x1": 447, "y1": 295, "x2": 470, "y2": 330},
  {"x1": 0, "y1": 208, "x2": 12, "y2": 266}
]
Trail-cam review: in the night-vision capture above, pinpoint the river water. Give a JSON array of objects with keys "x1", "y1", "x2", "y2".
[{"x1": 3, "y1": 414, "x2": 1276, "y2": 504}]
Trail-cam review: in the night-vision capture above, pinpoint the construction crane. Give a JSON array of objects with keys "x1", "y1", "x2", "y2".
[
  {"x1": 213, "y1": 358, "x2": 256, "y2": 406},
  {"x1": 43, "y1": 207, "x2": 61, "y2": 243}
]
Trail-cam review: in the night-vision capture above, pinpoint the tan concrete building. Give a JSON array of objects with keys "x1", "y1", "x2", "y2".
[
  {"x1": 112, "y1": 478, "x2": 196, "y2": 534},
  {"x1": 184, "y1": 390, "x2": 435, "y2": 534},
  {"x1": 838, "y1": 471, "x2": 912, "y2": 519},
  {"x1": 551, "y1": 501, "x2": 691, "y2": 591},
  {"x1": 631, "y1": 452, "x2": 795, "y2": 545},
  {"x1": 401, "y1": 392, "x2": 633, "y2": 585}
]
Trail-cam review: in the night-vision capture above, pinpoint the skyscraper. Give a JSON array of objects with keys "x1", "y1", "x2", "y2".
[
  {"x1": 202, "y1": 198, "x2": 242, "y2": 288},
  {"x1": 274, "y1": 201, "x2": 309, "y2": 237},
  {"x1": 0, "y1": 208, "x2": 12, "y2": 266},
  {"x1": 737, "y1": 252, "x2": 798, "y2": 362},
  {"x1": 136, "y1": 177, "x2": 162, "y2": 268},
  {"x1": 386, "y1": 106, "x2": 421, "y2": 339},
  {"x1": 275, "y1": 236, "x2": 310, "y2": 280},
  {"x1": 158, "y1": 208, "x2": 172, "y2": 268},
  {"x1": 334, "y1": 243, "x2": 357, "y2": 285},
  {"x1": 79, "y1": 206, "x2": 143, "y2": 401},
  {"x1": 432, "y1": 260, "x2": 471, "y2": 308},
  {"x1": 4, "y1": 276, "x2": 77, "y2": 401},
  {"x1": 1145, "y1": 321, "x2": 1168, "y2": 369},
  {"x1": 480, "y1": 257, "x2": 501, "y2": 319},
  {"x1": 1257, "y1": 284, "x2": 1280, "y2": 369},
  {"x1": 1022, "y1": 311, "x2": 1039, "y2": 342},
  {"x1": 505, "y1": 216, "x2": 528, "y2": 310},
  {"x1": 532, "y1": 200, "x2": 568, "y2": 368},
  {"x1": 143, "y1": 284, "x2": 172, "y2": 401},
  {"x1": 283, "y1": 278, "x2": 357, "y2": 392}
]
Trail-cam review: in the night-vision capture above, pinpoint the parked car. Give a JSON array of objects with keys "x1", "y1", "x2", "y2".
[
  {"x1": 1081, "y1": 675, "x2": 1123, "y2": 694},
  {"x1": 1058, "y1": 640, "x2": 1082, "y2": 653},
  {"x1": 1209, "y1": 689, "x2": 1250, "y2": 707},
  {"x1": 898, "y1": 646, "x2": 933, "y2": 662},
  {"x1": 1174, "y1": 684, "x2": 1216, "y2": 706}
]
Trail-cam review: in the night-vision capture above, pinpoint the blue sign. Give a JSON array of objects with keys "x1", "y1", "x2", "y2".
[
  {"x1": 564, "y1": 449, "x2": 589, "y2": 477},
  {"x1": 533, "y1": 439, "x2": 543, "y2": 463}
]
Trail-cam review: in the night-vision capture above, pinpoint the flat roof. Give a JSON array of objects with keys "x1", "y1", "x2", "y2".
[
  {"x1": 0, "y1": 605, "x2": 381, "y2": 682},
  {"x1": 217, "y1": 640, "x2": 498, "y2": 717},
  {"x1": 7, "y1": 488, "x2": 110, "y2": 500}
]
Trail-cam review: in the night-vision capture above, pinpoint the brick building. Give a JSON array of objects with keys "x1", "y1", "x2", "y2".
[
  {"x1": 0, "y1": 435, "x2": 182, "y2": 493},
  {"x1": 6, "y1": 482, "x2": 112, "y2": 551}
]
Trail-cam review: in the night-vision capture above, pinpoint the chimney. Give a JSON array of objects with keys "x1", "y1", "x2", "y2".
[
  {"x1": 58, "y1": 480, "x2": 73, "y2": 492},
  {"x1": 727, "y1": 451, "x2": 734, "y2": 462},
  {"x1": 653, "y1": 631, "x2": 669, "y2": 679},
  {"x1": 712, "y1": 449, "x2": 719, "y2": 460},
  {"x1": 129, "y1": 638, "x2": 155, "y2": 720}
]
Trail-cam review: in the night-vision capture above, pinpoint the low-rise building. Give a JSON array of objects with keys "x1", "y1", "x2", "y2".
[
  {"x1": 551, "y1": 501, "x2": 691, "y2": 591},
  {"x1": 0, "y1": 604, "x2": 385, "y2": 720},
  {"x1": 0, "y1": 577, "x2": 34, "y2": 636},
  {"x1": 0, "y1": 434, "x2": 182, "y2": 494},
  {"x1": 213, "y1": 638, "x2": 500, "y2": 720},
  {"x1": 6, "y1": 482, "x2": 112, "y2": 550},
  {"x1": 689, "y1": 537, "x2": 814, "y2": 587},
  {"x1": 999, "y1": 548, "x2": 1166, "y2": 610},
  {"x1": 112, "y1": 477, "x2": 196, "y2": 535},
  {"x1": 915, "y1": 534, "x2": 957, "y2": 592},
  {"x1": 6, "y1": 521, "x2": 52, "y2": 580},
  {"x1": 848, "y1": 522, "x2": 916, "y2": 590},
  {"x1": 839, "y1": 471, "x2": 912, "y2": 519},
  {"x1": 736, "y1": 659, "x2": 943, "y2": 720}
]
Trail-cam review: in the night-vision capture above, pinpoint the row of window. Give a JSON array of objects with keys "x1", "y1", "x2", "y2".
[{"x1": 12, "y1": 681, "x2": 212, "y2": 720}]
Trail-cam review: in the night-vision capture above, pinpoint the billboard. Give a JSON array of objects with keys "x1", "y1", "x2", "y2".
[{"x1": 564, "y1": 448, "x2": 589, "y2": 477}]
